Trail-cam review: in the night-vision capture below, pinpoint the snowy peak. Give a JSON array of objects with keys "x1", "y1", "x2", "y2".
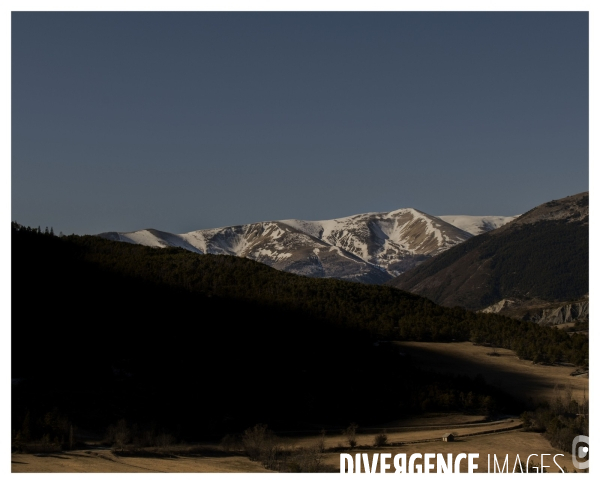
[
  {"x1": 99, "y1": 229, "x2": 203, "y2": 254},
  {"x1": 186, "y1": 220, "x2": 388, "y2": 282},
  {"x1": 436, "y1": 215, "x2": 518, "y2": 236},
  {"x1": 98, "y1": 207, "x2": 508, "y2": 283},
  {"x1": 282, "y1": 208, "x2": 472, "y2": 276}
]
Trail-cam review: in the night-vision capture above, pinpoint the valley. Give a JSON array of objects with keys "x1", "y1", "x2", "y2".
[{"x1": 10, "y1": 192, "x2": 590, "y2": 473}]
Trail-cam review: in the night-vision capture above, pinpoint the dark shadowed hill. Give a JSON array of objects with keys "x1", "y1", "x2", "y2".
[
  {"x1": 386, "y1": 192, "x2": 588, "y2": 313},
  {"x1": 11, "y1": 224, "x2": 587, "y2": 443}
]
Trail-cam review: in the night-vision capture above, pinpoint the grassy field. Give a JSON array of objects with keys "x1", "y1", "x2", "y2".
[
  {"x1": 394, "y1": 341, "x2": 588, "y2": 404},
  {"x1": 11, "y1": 448, "x2": 274, "y2": 473}
]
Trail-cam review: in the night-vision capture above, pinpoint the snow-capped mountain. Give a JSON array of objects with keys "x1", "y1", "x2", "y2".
[
  {"x1": 99, "y1": 208, "x2": 511, "y2": 283},
  {"x1": 436, "y1": 215, "x2": 517, "y2": 235}
]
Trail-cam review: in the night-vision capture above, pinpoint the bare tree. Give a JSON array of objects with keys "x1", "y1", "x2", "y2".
[{"x1": 344, "y1": 423, "x2": 358, "y2": 448}]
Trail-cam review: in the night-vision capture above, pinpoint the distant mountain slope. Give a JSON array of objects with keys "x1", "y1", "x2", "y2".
[
  {"x1": 99, "y1": 209, "x2": 474, "y2": 283},
  {"x1": 437, "y1": 215, "x2": 517, "y2": 235},
  {"x1": 480, "y1": 296, "x2": 589, "y2": 326},
  {"x1": 387, "y1": 192, "x2": 588, "y2": 311}
]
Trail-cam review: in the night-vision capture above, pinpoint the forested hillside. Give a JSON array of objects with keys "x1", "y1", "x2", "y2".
[
  {"x1": 388, "y1": 192, "x2": 588, "y2": 311},
  {"x1": 12, "y1": 223, "x2": 587, "y2": 442}
]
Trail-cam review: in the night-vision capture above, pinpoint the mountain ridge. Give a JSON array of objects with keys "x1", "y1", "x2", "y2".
[
  {"x1": 387, "y1": 192, "x2": 589, "y2": 311},
  {"x1": 99, "y1": 208, "x2": 514, "y2": 283},
  {"x1": 437, "y1": 215, "x2": 518, "y2": 235}
]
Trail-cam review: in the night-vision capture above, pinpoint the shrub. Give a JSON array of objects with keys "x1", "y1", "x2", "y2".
[
  {"x1": 15, "y1": 440, "x2": 62, "y2": 454},
  {"x1": 286, "y1": 445, "x2": 324, "y2": 472},
  {"x1": 373, "y1": 433, "x2": 388, "y2": 447},
  {"x1": 242, "y1": 424, "x2": 276, "y2": 462}
]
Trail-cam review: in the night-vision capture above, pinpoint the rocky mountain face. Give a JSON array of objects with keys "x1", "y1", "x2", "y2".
[
  {"x1": 480, "y1": 297, "x2": 589, "y2": 326},
  {"x1": 99, "y1": 209, "x2": 479, "y2": 284},
  {"x1": 387, "y1": 192, "x2": 589, "y2": 313}
]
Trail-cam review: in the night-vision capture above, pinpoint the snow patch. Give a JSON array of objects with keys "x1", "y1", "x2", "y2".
[{"x1": 437, "y1": 215, "x2": 518, "y2": 235}]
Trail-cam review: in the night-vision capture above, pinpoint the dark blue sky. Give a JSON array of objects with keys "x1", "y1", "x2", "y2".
[{"x1": 12, "y1": 12, "x2": 588, "y2": 235}]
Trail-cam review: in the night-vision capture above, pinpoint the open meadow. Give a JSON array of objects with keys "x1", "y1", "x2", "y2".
[{"x1": 394, "y1": 341, "x2": 588, "y2": 404}]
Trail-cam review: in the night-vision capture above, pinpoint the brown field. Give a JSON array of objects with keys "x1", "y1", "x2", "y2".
[
  {"x1": 395, "y1": 341, "x2": 588, "y2": 404},
  {"x1": 11, "y1": 448, "x2": 274, "y2": 473},
  {"x1": 13, "y1": 342, "x2": 587, "y2": 473}
]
